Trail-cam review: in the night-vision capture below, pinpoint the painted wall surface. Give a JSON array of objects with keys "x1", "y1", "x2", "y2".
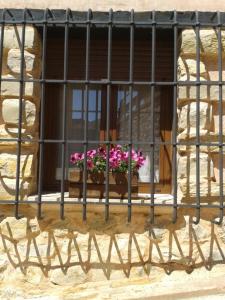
[{"x1": 0, "y1": 0, "x2": 224, "y2": 11}]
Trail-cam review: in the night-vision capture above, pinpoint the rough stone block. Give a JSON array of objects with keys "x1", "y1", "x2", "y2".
[
  {"x1": 179, "y1": 178, "x2": 223, "y2": 199},
  {"x1": 211, "y1": 153, "x2": 225, "y2": 183},
  {"x1": 178, "y1": 75, "x2": 208, "y2": 103},
  {"x1": 180, "y1": 29, "x2": 225, "y2": 58},
  {"x1": 0, "y1": 177, "x2": 31, "y2": 200},
  {"x1": 177, "y1": 144, "x2": 219, "y2": 155},
  {"x1": 1, "y1": 75, "x2": 40, "y2": 99},
  {"x1": 0, "y1": 125, "x2": 38, "y2": 151},
  {"x1": 7, "y1": 49, "x2": 41, "y2": 77},
  {"x1": 1, "y1": 26, "x2": 41, "y2": 54},
  {"x1": 202, "y1": 57, "x2": 225, "y2": 81},
  {"x1": 178, "y1": 153, "x2": 214, "y2": 180},
  {"x1": 177, "y1": 127, "x2": 216, "y2": 142},
  {"x1": 178, "y1": 102, "x2": 211, "y2": 132},
  {"x1": 178, "y1": 57, "x2": 207, "y2": 79},
  {"x1": 178, "y1": 75, "x2": 225, "y2": 103},
  {"x1": 212, "y1": 103, "x2": 225, "y2": 135},
  {"x1": 2, "y1": 98, "x2": 36, "y2": 127},
  {"x1": 0, "y1": 153, "x2": 35, "y2": 178}
]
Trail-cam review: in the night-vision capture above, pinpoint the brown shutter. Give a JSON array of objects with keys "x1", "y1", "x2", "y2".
[{"x1": 46, "y1": 28, "x2": 174, "y2": 82}]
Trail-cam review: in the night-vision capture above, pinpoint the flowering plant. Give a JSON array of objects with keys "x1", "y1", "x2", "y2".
[{"x1": 70, "y1": 145, "x2": 145, "y2": 173}]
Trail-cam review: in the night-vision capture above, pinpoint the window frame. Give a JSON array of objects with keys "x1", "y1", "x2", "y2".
[{"x1": 42, "y1": 25, "x2": 174, "y2": 195}]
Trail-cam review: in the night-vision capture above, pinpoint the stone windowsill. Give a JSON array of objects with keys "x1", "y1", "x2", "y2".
[{"x1": 27, "y1": 193, "x2": 178, "y2": 215}]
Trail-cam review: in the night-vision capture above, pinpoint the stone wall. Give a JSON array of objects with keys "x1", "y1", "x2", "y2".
[
  {"x1": 0, "y1": 205, "x2": 224, "y2": 298},
  {"x1": 177, "y1": 29, "x2": 225, "y2": 202},
  {"x1": 0, "y1": 26, "x2": 41, "y2": 200}
]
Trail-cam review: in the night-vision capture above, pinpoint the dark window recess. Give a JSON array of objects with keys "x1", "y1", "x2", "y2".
[
  {"x1": 43, "y1": 27, "x2": 173, "y2": 194},
  {"x1": 0, "y1": 9, "x2": 224, "y2": 225}
]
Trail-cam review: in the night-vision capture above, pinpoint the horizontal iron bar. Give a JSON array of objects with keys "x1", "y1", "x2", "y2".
[
  {"x1": 1, "y1": 78, "x2": 225, "y2": 86},
  {"x1": 0, "y1": 20, "x2": 223, "y2": 28},
  {"x1": 0, "y1": 9, "x2": 224, "y2": 26},
  {"x1": 0, "y1": 139, "x2": 225, "y2": 147}
]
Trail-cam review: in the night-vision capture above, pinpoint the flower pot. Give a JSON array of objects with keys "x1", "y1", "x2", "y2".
[{"x1": 68, "y1": 168, "x2": 138, "y2": 199}]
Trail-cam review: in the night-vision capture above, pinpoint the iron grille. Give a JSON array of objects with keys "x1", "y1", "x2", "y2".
[{"x1": 0, "y1": 9, "x2": 224, "y2": 224}]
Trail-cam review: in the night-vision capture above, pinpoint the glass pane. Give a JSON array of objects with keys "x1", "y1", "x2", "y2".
[
  {"x1": 116, "y1": 85, "x2": 161, "y2": 183},
  {"x1": 56, "y1": 84, "x2": 102, "y2": 179}
]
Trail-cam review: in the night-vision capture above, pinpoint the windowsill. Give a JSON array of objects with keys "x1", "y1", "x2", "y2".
[{"x1": 27, "y1": 193, "x2": 178, "y2": 215}]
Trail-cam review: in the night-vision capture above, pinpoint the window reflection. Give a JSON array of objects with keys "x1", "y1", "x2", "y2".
[
  {"x1": 116, "y1": 85, "x2": 161, "y2": 182},
  {"x1": 56, "y1": 84, "x2": 161, "y2": 183}
]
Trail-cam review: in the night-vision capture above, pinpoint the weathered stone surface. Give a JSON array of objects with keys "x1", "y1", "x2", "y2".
[
  {"x1": 178, "y1": 102, "x2": 211, "y2": 132},
  {"x1": 177, "y1": 127, "x2": 216, "y2": 142},
  {"x1": 211, "y1": 153, "x2": 225, "y2": 183},
  {"x1": 212, "y1": 102, "x2": 225, "y2": 136},
  {"x1": 177, "y1": 144, "x2": 220, "y2": 155},
  {"x1": 1, "y1": 26, "x2": 41, "y2": 53},
  {"x1": 178, "y1": 75, "x2": 207, "y2": 102},
  {"x1": 178, "y1": 75, "x2": 225, "y2": 103},
  {"x1": 178, "y1": 57, "x2": 207, "y2": 79},
  {"x1": 206, "y1": 70, "x2": 225, "y2": 81},
  {"x1": 203, "y1": 56, "x2": 225, "y2": 81},
  {"x1": 178, "y1": 153, "x2": 214, "y2": 180},
  {"x1": 0, "y1": 124, "x2": 38, "y2": 148},
  {"x1": 0, "y1": 217, "x2": 28, "y2": 240},
  {"x1": 0, "y1": 211, "x2": 223, "y2": 299},
  {"x1": 2, "y1": 99, "x2": 36, "y2": 127},
  {"x1": 7, "y1": 49, "x2": 41, "y2": 77},
  {"x1": 50, "y1": 267, "x2": 88, "y2": 286},
  {"x1": 213, "y1": 115, "x2": 225, "y2": 136},
  {"x1": 179, "y1": 177, "x2": 224, "y2": 199},
  {"x1": 180, "y1": 29, "x2": 225, "y2": 58},
  {"x1": 1, "y1": 74, "x2": 40, "y2": 99},
  {"x1": 0, "y1": 153, "x2": 35, "y2": 178},
  {"x1": 0, "y1": 177, "x2": 32, "y2": 200}
]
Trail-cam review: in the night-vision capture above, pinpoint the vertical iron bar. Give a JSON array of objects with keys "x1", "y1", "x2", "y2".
[
  {"x1": 128, "y1": 9, "x2": 134, "y2": 222},
  {"x1": 95, "y1": 89, "x2": 98, "y2": 132},
  {"x1": 0, "y1": 10, "x2": 5, "y2": 88},
  {"x1": 37, "y1": 8, "x2": 48, "y2": 219},
  {"x1": 15, "y1": 9, "x2": 27, "y2": 219},
  {"x1": 193, "y1": 11, "x2": 201, "y2": 224},
  {"x1": 172, "y1": 11, "x2": 178, "y2": 223},
  {"x1": 214, "y1": 11, "x2": 224, "y2": 224},
  {"x1": 60, "y1": 8, "x2": 70, "y2": 219},
  {"x1": 150, "y1": 11, "x2": 156, "y2": 224},
  {"x1": 82, "y1": 9, "x2": 91, "y2": 221},
  {"x1": 0, "y1": 10, "x2": 5, "y2": 216},
  {"x1": 105, "y1": 9, "x2": 112, "y2": 221},
  {"x1": 82, "y1": 88, "x2": 84, "y2": 124}
]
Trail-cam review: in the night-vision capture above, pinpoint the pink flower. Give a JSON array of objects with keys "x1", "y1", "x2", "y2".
[
  {"x1": 98, "y1": 147, "x2": 106, "y2": 157},
  {"x1": 87, "y1": 149, "x2": 97, "y2": 159},
  {"x1": 70, "y1": 152, "x2": 82, "y2": 163},
  {"x1": 87, "y1": 160, "x2": 94, "y2": 170},
  {"x1": 71, "y1": 145, "x2": 146, "y2": 172},
  {"x1": 131, "y1": 150, "x2": 138, "y2": 161},
  {"x1": 109, "y1": 157, "x2": 119, "y2": 168},
  {"x1": 122, "y1": 151, "x2": 129, "y2": 160}
]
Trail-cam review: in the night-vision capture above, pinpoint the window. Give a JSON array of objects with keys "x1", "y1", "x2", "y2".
[
  {"x1": 2, "y1": 9, "x2": 225, "y2": 224},
  {"x1": 43, "y1": 27, "x2": 173, "y2": 194}
]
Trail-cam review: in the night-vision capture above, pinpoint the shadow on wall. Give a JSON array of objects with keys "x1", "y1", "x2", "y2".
[
  {"x1": 177, "y1": 28, "x2": 225, "y2": 202},
  {"x1": 0, "y1": 207, "x2": 224, "y2": 285}
]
